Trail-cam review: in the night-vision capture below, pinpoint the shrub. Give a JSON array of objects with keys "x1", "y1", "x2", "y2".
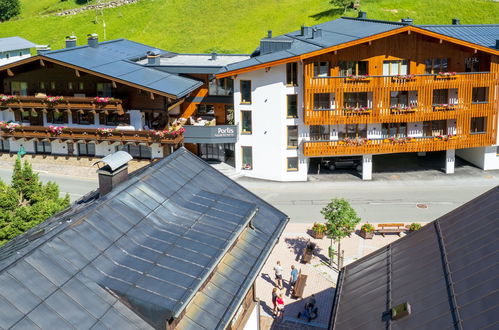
[
  {"x1": 0, "y1": 0, "x2": 20, "y2": 22},
  {"x1": 311, "y1": 222, "x2": 327, "y2": 233},
  {"x1": 361, "y1": 223, "x2": 375, "y2": 233},
  {"x1": 409, "y1": 223, "x2": 422, "y2": 231}
]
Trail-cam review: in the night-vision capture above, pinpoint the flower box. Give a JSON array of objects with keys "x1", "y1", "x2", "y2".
[
  {"x1": 433, "y1": 104, "x2": 456, "y2": 111},
  {"x1": 435, "y1": 72, "x2": 457, "y2": 79},
  {"x1": 391, "y1": 74, "x2": 415, "y2": 82},
  {"x1": 45, "y1": 96, "x2": 65, "y2": 104},
  {"x1": 311, "y1": 222, "x2": 327, "y2": 239},
  {"x1": 343, "y1": 107, "x2": 372, "y2": 115},
  {"x1": 360, "y1": 231, "x2": 374, "y2": 239},
  {"x1": 311, "y1": 231, "x2": 325, "y2": 239},
  {"x1": 390, "y1": 106, "x2": 417, "y2": 114},
  {"x1": 360, "y1": 223, "x2": 375, "y2": 239},
  {"x1": 0, "y1": 94, "x2": 19, "y2": 104},
  {"x1": 345, "y1": 75, "x2": 371, "y2": 81}
]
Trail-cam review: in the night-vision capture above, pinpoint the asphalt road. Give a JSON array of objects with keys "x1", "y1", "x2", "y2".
[{"x1": 0, "y1": 167, "x2": 497, "y2": 223}]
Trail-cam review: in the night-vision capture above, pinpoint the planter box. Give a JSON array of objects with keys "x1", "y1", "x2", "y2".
[
  {"x1": 311, "y1": 231, "x2": 325, "y2": 239},
  {"x1": 360, "y1": 231, "x2": 374, "y2": 239}
]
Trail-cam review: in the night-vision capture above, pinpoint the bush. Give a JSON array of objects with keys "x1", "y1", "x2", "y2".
[
  {"x1": 409, "y1": 223, "x2": 422, "y2": 231},
  {"x1": 312, "y1": 222, "x2": 327, "y2": 233},
  {"x1": 0, "y1": 0, "x2": 20, "y2": 22},
  {"x1": 361, "y1": 223, "x2": 375, "y2": 233}
]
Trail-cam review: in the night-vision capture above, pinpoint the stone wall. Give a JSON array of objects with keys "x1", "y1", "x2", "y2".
[{"x1": 56, "y1": 0, "x2": 141, "y2": 16}]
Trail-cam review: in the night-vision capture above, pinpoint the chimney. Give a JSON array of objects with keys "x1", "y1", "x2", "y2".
[
  {"x1": 401, "y1": 18, "x2": 413, "y2": 25},
  {"x1": 312, "y1": 27, "x2": 322, "y2": 39},
  {"x1": 146, "y1": 49, "x2": 161, "y2": 65},
  {"x1": 267, "y1": 30, "x2": 272, "y2": 38},
  {"x1": 301, "y1": 25, "x2": 311, "y2": 37},
  {"x1": 93, "y1": 151, "x2": 133, "y2": 196},
  {"x1": 87, "y1": 33, "x2": 99, "y2": 48},
  {"x1": 36, "y1": 45, "x2": 51, "y2": 55},
  {"x1": 210, "y1": 52, "x2": 217, "y2": 61},
  {"x1": 452, "y1": 18, "x2": 460, "y2": 25},
  {"x1": 358, "y1": 11, "x2": 367, "y2": 19},
  {"x1": 65, "y1": 35, "x2": 77, "y2": 48}
]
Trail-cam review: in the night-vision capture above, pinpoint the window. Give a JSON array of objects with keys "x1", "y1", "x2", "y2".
[
  {"x1": 433, "y1": 89, "x2": 449, "y2": 105},
  {"x1": 240, "y1": 80, "x2": 252, "y2": 103},
  {"x1": 287, "y1": 95, "x2": 298, "y2": 117},
  {"x1": 96, "y1": 83, "x2": 113, "y2": 97},
  {"x1": 20, "y1": 110, "x2": 43, "y2": 125},
  {"x1": 197, "y1": 104, "x2": 215, "y2": 116},
  {"x1": 382, "y1": 123, "x2": 408, "y2": 137},
  {"x1": 314, "y1": 62, "x2": 329, "y2": 77},
  {"x1": 344, "y1": 92, "x2": 369, "y2": 108},
  {"x1": 287, "y1": 126, "x2": 298, "y2": 148},
  {"x1": 472, "y1": 87, "x2": 488, "y2": 103},
  {"x1": 117, "y1": 144, "x2": 152, "y2": 159},
  {"x1": 50, "y1": 82, "x2": 56, "y2": 90},
  {"x1": 68, "y1": 82, "x2": 73, "y2": 90},
  {"x1": 314, "y1": 93, "x2": 331, "y2": 110},
  {"x1": 425, "y1": 58, "x2": 449, "y2": 74},
  {"x1": 76, "y1": 112, "x2": 95, "y2": 125},
  {"x1": 0, "y1": 139, "x2": 10, "y2": 152},
  {"x1": 310, "y1": 125, "x2": 330, "y2": 141},
  {"x1": 104, "y1": 113, "x2": 129, "y2": 126},
  {"x1": 78, "y1": 82, "x2": 84, "y2": 90},
  {"x1": 287, "y1": 157, "x2": 298, "y2": 171},
  {"x1": 340, "y1": 124, "x2": 367, "y2": 139},
  {"x1": 78, "y1": 143, "x2": 96, "y2": 156},
  {"x1": 11, "y1": 81, "x2": 28, "y2": 96},
  {"x1": 470, "y1": 117, "x2": 486, "y2": 134},
  {"x1": 241, "y1": 146, "x2": 252, "y2": 170},
  {"x1": 383, "y1": 60, "x2": 409, "y2": 76},
  {"x1": 286, "y1": 63, "x2": 298, "y2": 86},
  {"x1": 35, "y1": 141, "x2": 51, "y2": 154},
  {"x1": 209, "y1": 78, "x2": 234, "y2": 96},
  {"x1": 423, "y1": 120, "x2": 447, "y2": 136},
  {"x1": 47, "y1": 111, "x2": 68, "y2": 124},
  {"x1": 40, "y1": 82, "x2": 46, "y2": 90},
  {"x1": 241, "y1": 111, "x2": 252, "y2": 134},
  {"x1": 465, "y1": 57, "x2": 480, "y2": 72},
  {"x1": 339, "y1": 61, "x2": 368, "y2": 76}
]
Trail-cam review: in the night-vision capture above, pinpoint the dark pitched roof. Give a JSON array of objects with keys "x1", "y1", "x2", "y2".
[
  {"x1": 41, "y1": 39, "x2": 203, "y2": 98},
  {"x1": 0, "y1": 148, "x2": 288, "y2": 329},
  {"x1": 217, "y1": 17, "x2": 499, "y2": 75},
  {"x1": 330, "y1": 186, "x2": 499, "y2": 330},
  {"x1": 0, "y1": 37, "x2": 36, "y2": 52}
]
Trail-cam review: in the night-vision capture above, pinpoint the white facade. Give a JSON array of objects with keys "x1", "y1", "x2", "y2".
[
  {"x1": 0, "y1": 48, "x2": 31, "y2": 66},
  {"x1": 233, "y1": 63, "x2": 308, "y2": 181}
]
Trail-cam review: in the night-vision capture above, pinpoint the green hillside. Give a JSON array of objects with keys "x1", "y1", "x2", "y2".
[{"x1": 0, "y1": 0, "x2": 497, "y2": 53}]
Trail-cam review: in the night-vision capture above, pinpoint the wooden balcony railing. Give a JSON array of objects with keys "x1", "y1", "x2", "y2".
[
  {"x1": 304, "y1": 72, "x2": 499, "y2": 125},
  {"x1": 0, "y1": 125, "x2": 183, "y2": 145},
  {"x1": 303, "y1": 133, "x2": 495, "y2": 157},
  {"x1": 0, "y1": 96, "x2": 124, "y2": 114}
]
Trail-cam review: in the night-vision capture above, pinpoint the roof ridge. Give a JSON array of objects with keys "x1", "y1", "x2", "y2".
[{"x1": 340, "y1": 16, "x2": 409, "y2": 26}]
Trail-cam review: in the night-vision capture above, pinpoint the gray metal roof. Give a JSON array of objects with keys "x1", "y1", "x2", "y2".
[
  {"x1": 330, "y1": 186, "x2": 499, "y2": 330},
  {"x1": 0, "y1": 37, "x2": 36, "y2": 52},
  {"x1": 217, "y1": 17, "x2": 499, "y2": 75},
  {"x1": 0, "y1": 148, "x2": 288, "y2": 329},
  {"x1": 41, "y1": 39, "x2": 203, "y2": 98}
]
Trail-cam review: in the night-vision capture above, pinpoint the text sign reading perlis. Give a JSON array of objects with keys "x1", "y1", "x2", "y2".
[{"x1": 214, "y1": 126, "x2": 235, "y2": 137}]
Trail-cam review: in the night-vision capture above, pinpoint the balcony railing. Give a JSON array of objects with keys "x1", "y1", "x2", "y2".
[
  {"x1": 0, "y1": 125, "x2": 183, "y2": 145},
  {"x1": 0, "y1": 96, "x2": 124, "y2": 113},
  {"x1": 303, "y1": 133, "x2": 494, "y2": 157},
  {"x1": 304, "y1": 72, "x2": 499, "y2": 125}
]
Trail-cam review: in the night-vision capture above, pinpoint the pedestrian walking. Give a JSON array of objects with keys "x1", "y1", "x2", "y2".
[
  {"x1": 288, "y1": 265, "x2": 298, "y2": 295},
  {"x1": 276, "y1": 293, "x2": 285, "y2": 320},
  {"x1": 271, "y1": 287, "x2": 278, "y2": 316},
  {"x1": 273, "y1": 261, "x2": 283, "y2": 289}
]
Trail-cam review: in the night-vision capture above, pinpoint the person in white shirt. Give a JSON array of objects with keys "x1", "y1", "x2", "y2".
[{"x1": 273, "y1": 260, "x2": 283, "y2": 289}]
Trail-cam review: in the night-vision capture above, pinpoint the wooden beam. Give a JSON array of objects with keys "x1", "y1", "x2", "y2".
[
  {"x1": 150, "y1": 92, "x2": 155, "y2": 100},
  {"x1": 112, "y1": 81, "x2": 117, "y2": 88},
  {"x1": 75, "y1": 69, "x2": 80, "y2": 77},
  {"x1": 7, "y1": 69, "x2": 14, "y2": 77},
  {"x1": 40, "y1": 59, "x2": 45, "y2": 67},
  {"x1": 168, "y1": 99, "x2": 185, "y2": 111}
]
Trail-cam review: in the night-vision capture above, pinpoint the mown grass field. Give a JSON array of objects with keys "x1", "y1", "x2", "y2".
[{"x1": 0, "y1": 0, "x2": 497, "y2": 53}]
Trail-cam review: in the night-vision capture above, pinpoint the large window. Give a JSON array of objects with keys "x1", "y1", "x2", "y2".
[
  {"x1": 96, "y1": 83, "x2": 113, "y2": 97},
  {"x1": 47, "y1": 111, "x2": 68, "y2": 124},
  {"x1": 287, "y1": 126, "x2": 298, "y2": 148},
  {"x1": 196, "y1": 104, "x2": 215, "y2": 116},
  {"x1": 344, "y1": 92, "x2": 369, "y2": 108},
  {"x1": 11, "y1": 81, "x2": 28, "y2": 96},
  {"x1": 241, "y1": 146, "x2": 253, "y2": 170},
  {"x1": 314, "y1": 93, "x2": 331, "y2": 110},
  {"x1": 310, "y1": 125, "x2": 330, "y2": 141},
  {"x1": 465, "y1": 57, "x2": 480, "y2": 72},
  {"x1": 117, "y1": 144, "x2": 152, "y2": 159},
  {"x1": 287, "y1": 157, "x2": 298, "y2": 171},
  {"x1": 472, "y1": 87, "x2": 488, "y2": 103},
  {"x1": 287, "y1": 94, "x2": 298, "y2": 118},
  {"x1": 425, "y1": 58, "x2": 449, "y2": 74},
  {"x1": 241, "y1": 111, "x2": 252, "y2": 134},
  {"x1": 103, "y1": 113, "x2": 129, "y2": 126},
  {"x1": 75, "y1": 112, "x2": 95, "y2": 125},
  {"x1": 0, "y1": 139, "x2": 10, "y2": 152},
  {"x1": 423, "y1": 120, "x2": 447, "y2": 136},
  {"x1": 240, "y1": 80, "x2": 252, "y2": 104},
  {"x1": 78, "y1": 143, "x2": 96, "y2": 156},
  {"x1": 209, "y1": 78, "x2": 234, "y2": 96},
  {"x1": 314, "y1": 62, "x2": 329, "y2": 77},
  {"x1": 286, "y1": 63, "x2": 298, "y2": 86},
  {"x1": 339, "y1": 61, "x2": 368, "y2": 76},
  {"x1": 382, "y1": 123, "x2": 408, "y2": 138},
  {"x1": 383, "y1": 60, "x2": 409, "y2": 76},
  {"x1": 35, "y1": 141, "x2": 51, "y2": 154},
  {"x1": 339, "y1": 124, "x2": 367, "y2": 139},
  {"x1": 21, "y1": 110, "x2": 43, "y2": 125},
  {"x1": 433, "y1": 89, "x2": 449, "y2": 105},
  {"x1": 470, "y1": 117, "x2": 486, "y2": 134}
]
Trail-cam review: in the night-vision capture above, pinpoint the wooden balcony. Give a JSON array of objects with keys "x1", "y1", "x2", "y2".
[
  {"x1": 0, "y1": 96, "x2": 124, "y2": 114},
  {"x1": 303, "y1": 133, "x2": 495, "y2": 157},
  {"x1": 0, "y1": 125, "x2": 182, "y2": 145},
  {"x1": 304, "y1": 72, "x2": 499, "y2": 125}
]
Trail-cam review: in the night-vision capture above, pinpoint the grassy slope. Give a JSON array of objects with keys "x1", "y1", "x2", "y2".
[{"x1": 0, "y1": 0, "x2": 497, "y2": 53}]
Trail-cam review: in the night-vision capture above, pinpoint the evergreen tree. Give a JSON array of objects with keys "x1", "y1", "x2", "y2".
[{"x1": 0, "y1": 0, "x2": 20, "y2": 22}]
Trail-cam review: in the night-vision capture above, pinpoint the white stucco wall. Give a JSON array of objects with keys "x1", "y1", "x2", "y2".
[
  {"x1": 0, "y1": 110, "x2": 16, "y2": 122},
  {"x1": 234, "y1": 63, "x2": 308, "y2": 181},
  {"x1": 242, "y1": 302, "x2": 259, "y2": 330},
  {"x1": 0, "y1": 49, "x2": 31, "y2": 66},
  {"x1": 457, "y1": 145, "x2": 499, "y2": 170},
  {"x1": 9, "y1": 139, "x2": 35, "y2": 153}
]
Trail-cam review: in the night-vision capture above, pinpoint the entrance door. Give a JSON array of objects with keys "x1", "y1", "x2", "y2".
[
  {"x1": 198, "y1": 143, "x2": 235, "y2": 166},
  {"x1": 11, "y1": 82, "x2": 28, "y2": 96}
]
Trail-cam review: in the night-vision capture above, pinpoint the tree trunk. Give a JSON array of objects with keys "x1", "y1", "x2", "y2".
[
  {"x1": 329, "y1": 237, "x2": 333, "y2": 265},
  {"x1": 337, "y1": 239, "x2": 341, "y2": 268}
]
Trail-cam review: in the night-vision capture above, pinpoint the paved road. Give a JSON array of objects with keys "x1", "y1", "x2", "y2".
[{"x1": 1, "y1": 167, "x2": 497, "y2": 223}]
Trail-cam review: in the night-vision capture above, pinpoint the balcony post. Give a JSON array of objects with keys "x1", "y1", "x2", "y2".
[
  {"x1": 445, "y1": 149, "x2": 455, "y2": 174},
  {"x1": 362, "y1": 154, "x2": 372, "y2": 180}
]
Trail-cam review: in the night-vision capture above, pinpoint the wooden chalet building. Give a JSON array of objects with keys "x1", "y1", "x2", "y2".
[{"x1": 0, "y1": 35, "x2": 247, "y2": 161}]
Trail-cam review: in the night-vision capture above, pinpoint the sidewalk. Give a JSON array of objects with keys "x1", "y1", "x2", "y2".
[{"x1": 257, "y1": 222, "x2": 423, "y2": 329}]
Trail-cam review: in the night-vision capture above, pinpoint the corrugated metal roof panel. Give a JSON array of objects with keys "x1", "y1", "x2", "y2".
[{"x1": 417, "y1": 25, "x2": 499, "y2": 49}]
